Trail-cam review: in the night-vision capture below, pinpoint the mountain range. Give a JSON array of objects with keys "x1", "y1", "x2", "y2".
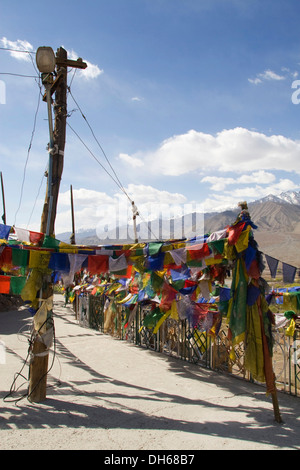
[{"x1": 57, "y1": 190, "x2": 300, "y2": 267}]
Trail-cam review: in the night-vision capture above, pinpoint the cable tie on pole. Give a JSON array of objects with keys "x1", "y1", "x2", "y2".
[
  {"x1": 48, "y1": 144, "x2": 64, "y2": 156},
  {"x1": 132, "y1": 201, "x2": 139, "y2": 218}
]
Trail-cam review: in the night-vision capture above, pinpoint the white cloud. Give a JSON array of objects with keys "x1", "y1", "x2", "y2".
[
  {"x1": 134, "y1": 127, "x2": 300, "y2": 176},
  {"x1": 201, "y1": 178, "x2": 299, "y2": 214},
  {"x1": 54, "y1": 128, "x2": 300, "y2": 232},
  {"x1": 259, "y1": 69, "x2": 285, "y2": 81},
  {"x1": 248, "y1": 77, "x2": 262, "y2": 85},
  {"x1": 67, "y1": 49, "x2": 103, "y2": 80},
  {"x1": 119, "y1": 153, "x2": 144, "y2": 168},
  {"x1": 82, "y1": 60, "x2": 103, "y2": 80},
  {"x1": 55, "y1": 184, "x2": 188, "y2": 233},
  {"x1": 0, "y1": 37, "x2": 34, "y2": 61},
  {"x1": 238, "y1": 170, "x2": 276, "y2": 185},
  {"x1": 0, "y1": 39, "x2": 103, "y2": 81},
  {"x1": 124, "y1": 183, "x2": 187, "y2": 205},
  {"x1": 265, "y1": 178, "x2": 298, "y2": 194},
  {"x1": 248, "y1": 68, "x2": 297, "y2": 85},
  {"x1": 201, "y1": 194, "x2": 240, "y2": 213},
  {"x1": 201, "y1": 170, "x2": 276, "y2": 191}
]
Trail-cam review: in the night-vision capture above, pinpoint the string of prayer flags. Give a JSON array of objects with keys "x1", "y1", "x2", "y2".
[
  {"x1": 109, "y1": 253, "x2": 128, "y2": 273},
  {"x1": 0, "y1": 246, "x2": 12, "y2": 269},
  {"x1": 265, "y1": 254, "x2": 279, "y2": 279},
  {"x1": 14, "y1": 227, "x2": 44, "y2": 245},
  {"x1": 0, "y1": 275, "x2": 26, "y2": 295},
  {"x1": 0, "y1": 275, "x2": 10, "y2": 294},
  {"x1": 49, "y1": 252, "x2": 71, "y2": 273},
  {"x1": 282, "y1": 262, "x2": 297, "y2": 284},
  {"x1": 169, "y1": 247, "x2": 186, "y2": 265},
  {"x1": 0, "y1": 224, "x2": 11, "y2": 240},
  {"x1": 88, "y1": 255, "x2": 109, "y2": 274},
  {"x1": 12, "y1": 247, "x2": 29, "y2": 270}
]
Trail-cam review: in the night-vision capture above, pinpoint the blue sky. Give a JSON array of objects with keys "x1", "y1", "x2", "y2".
[{"x1": 1, "y1": 0, "x2": 300, "y2": 237}]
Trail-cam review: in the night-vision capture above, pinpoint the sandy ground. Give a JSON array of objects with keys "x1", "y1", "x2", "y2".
[{"x1": 1, "y1": 294, "x2": 300, "y2": 451}]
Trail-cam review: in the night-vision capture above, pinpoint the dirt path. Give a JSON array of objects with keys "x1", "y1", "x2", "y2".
[{"x1": 1, "y1": 295, "x2": 300, "y2": 451}]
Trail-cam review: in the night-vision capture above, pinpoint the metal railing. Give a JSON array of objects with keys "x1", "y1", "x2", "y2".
[{"x1": 74, "y1": 293, "x2": 300, "y2": 397}]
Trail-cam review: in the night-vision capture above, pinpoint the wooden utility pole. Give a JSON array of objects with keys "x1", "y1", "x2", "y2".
[
  {"x1": 28, "y1": 47, "x2": 87, "y2": 403},
  {"x1": 40, "y1": 47, "x2": 67, "y2": 235},
  {"x1": 0, "y1": 171, "x2": 6, "y2": 225},
  {"x1": 70, "y1": 184, "x2": 76, "y2": 244}
]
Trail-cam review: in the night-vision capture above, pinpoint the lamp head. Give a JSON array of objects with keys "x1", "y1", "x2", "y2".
[{"x1": 36, "y1": 46, "x2": 56, "y2": 73}]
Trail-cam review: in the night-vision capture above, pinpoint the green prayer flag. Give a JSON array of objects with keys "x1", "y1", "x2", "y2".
[
  {"x1": 228, "y1": 259, "x2": 248, "y2": 344},
  {"x1": 42, "y1": 235, "x2": 61, "y2": 249},
  {"x1": 12, "y1": 249, "x2": 29, "y2": 275},
  {"x1": 150, "y1": 271, "x2": 164, "y2": 292},
  {"x1": 148, "y1": 242, "x2": 164, "y2": 256},
  {"x1": 10, "y1": 276, "x2": 26, "y2": 295},
  {"x1": 12, "y1": 248, "x2": 29, "y2": 268},
  {"x1": 208, "y1": 239, "x2": 225, "y2": 255}
]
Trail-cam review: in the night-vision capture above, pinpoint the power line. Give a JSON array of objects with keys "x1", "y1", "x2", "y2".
[
  {"x1": 14, "y1": 85, "x2": 42, "y2": 226},
  {"x1": 0, "y1": 72, "x2": 39, "y2": 78},
  {"x1": 0, "y1": 46, "x2": 36, "y2": 54},
  {"x1": 67, "y1": 87, "x2": 133, "y2": 204},
  {"x1": 27, "y1": 166, "x2": 47, "y2": 229},
  {"x1": 66, "y1": 121, "x2": 132, "y2": 202},
  {"x1": 66, "y1": 85, "x2": 159, "y2": 240},
  {"x1": 66, "y1": 119, "x2": 159, "y2": 241}
]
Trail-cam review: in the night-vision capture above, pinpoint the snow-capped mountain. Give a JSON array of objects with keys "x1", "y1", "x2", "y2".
[{"x1": 254, "y1": 191, "x2": 300, "y2": 206}]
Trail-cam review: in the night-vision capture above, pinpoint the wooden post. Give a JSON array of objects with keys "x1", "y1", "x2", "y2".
[
  {"x1": 0, "y1": 171, "x2": 6, "y2": 225},
  {"x1": 28, "y1": 48, "x2": 68, "y2": 403},
  {"x1": 70, "y1": 184, "x2": 76, "y2": 245},
  {"x1": 28, "y1": 48, "x2": 86, "y2": 403},
  {"x1": 28, "y1": 280, "x2": 53, "y2": 403},
  {"x1": 40, "y1": 47, "x2": 67, "y2": 235}
]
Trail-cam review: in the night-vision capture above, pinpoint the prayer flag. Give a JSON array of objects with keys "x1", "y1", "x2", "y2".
[
  {"x1": 265, "y1": 254, "x2": 279, "y2": 279},
  {"x1": 0, "y1": 275, "x2": 10, "y2": 294},
  {"x1": 88, "y1": 255, "x2": 109, "y2": 274},
  {"x1": 14, "y1": 227, "x2": 44, "y2": 244},
  {"x1": 282, "y1": 262, "x2": 297, "y2": 284},
  {"x1": 0, "y1": 224, "x2": 11, "y2": 240}
]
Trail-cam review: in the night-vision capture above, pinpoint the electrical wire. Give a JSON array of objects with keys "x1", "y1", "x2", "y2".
[
  {"x1": 13, "y1": 84, "x2": 42, "y2": 226},
  {"x1": 67, "y1": 121, "x2": 159, "y2": 241},
  {"x1": 67, "y1": 87, "x2": 133, "y2": 205},
  {"x1": 26, "y1": 166, "x2": 47, "y2": 229},
  {"x1": 66, "y1": 121, "x2": 131, "y2": 201},
  {"x1": 0, "y1": 46, "x2": 36, "y2": 55},
  {"x1": 67, "y1": 85, "x2": 159, "y2": 240},
  {"x1": 3, "y1": 316, "x2": 57, "y2": 404},
  {"x1": 0, "y1": 72, "x2": 39, "y2": 78}
]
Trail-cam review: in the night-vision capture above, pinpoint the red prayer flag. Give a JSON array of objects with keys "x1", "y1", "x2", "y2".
[
  {"x1": 29, "y1": 230, "x2": 44, "y2": 244},
  {"x1": 88, "y1": 255, "x2": 109, "y2": 274},
  {"x1": 0, "y1": 247, "x2": 12, "y2": 268},
  {"x1": 187, "y1": 243, "x2": 210, "y2": 260},
  {"x1": 228, "y1": 222, "x2": 245, "y2": 245},
  {"x1": 0, "y1": 275, "x2": 11, "y2": 294}
]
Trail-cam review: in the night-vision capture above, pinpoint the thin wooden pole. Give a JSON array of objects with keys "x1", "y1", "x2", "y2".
[
  {"x1": 0, "y1": 171, "x2": 6, "y2": 225},
  {"x1": 70, "y1": 184, "x2": 76, "y2": 245},
  {"x1": 271, "y1": 386, "x2": 283, "y2": 423},
  {"x1": 40, "y1": 47, "x2": 67, "y2": 236},
  {"x1": 29, "y1": 48, "x2": 67, "y2": 403}
]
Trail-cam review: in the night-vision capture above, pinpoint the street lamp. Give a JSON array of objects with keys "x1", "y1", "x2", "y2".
[
  {"x1": 36, "y1": 47, "x2": 56, "y2": 237},
  {"x1": 27, "y1": 46, "x2": 57, "y2": 404},
  {"x1": 36, "y1": 46, "x2": 56, "y2": 74}
]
